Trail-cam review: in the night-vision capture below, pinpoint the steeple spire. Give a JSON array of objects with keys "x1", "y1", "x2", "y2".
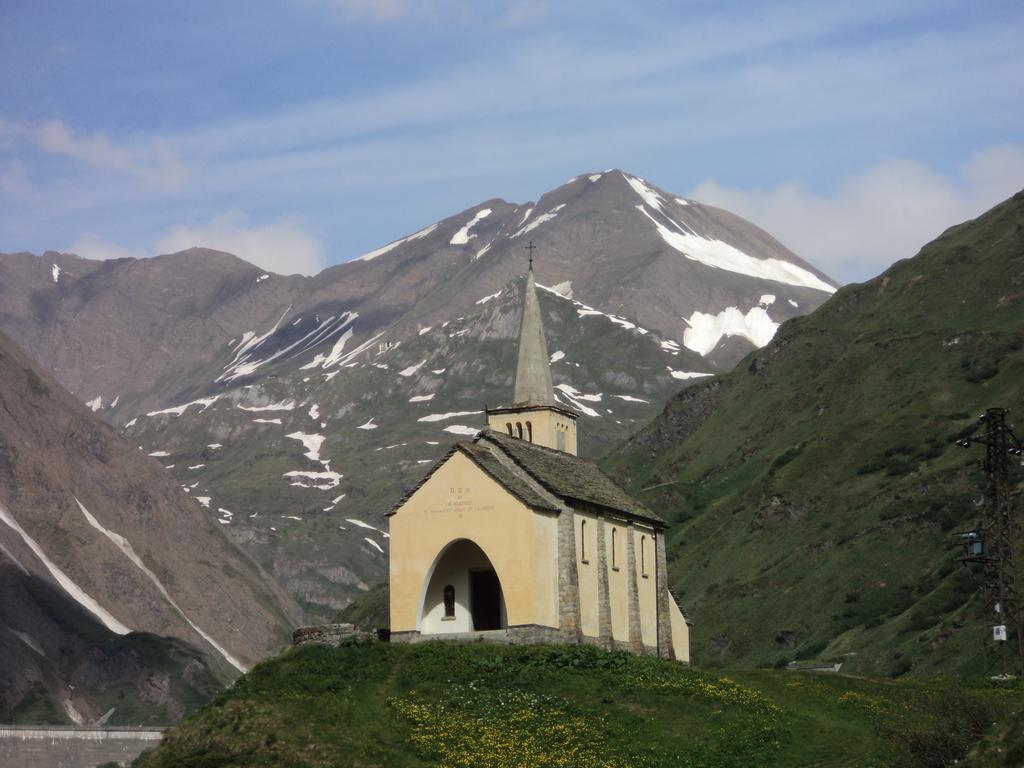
[{"x1": 513, "y1": 256, "x2": 554, "y2": 405}]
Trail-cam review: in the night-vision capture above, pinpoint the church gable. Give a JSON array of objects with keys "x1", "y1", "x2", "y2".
[{"x1": 388, "y1": 449, "x2": 562, "y2": 635}]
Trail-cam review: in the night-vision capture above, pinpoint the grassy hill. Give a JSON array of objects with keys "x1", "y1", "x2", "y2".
[
  {"x1": 605, "y1": 190, "x2": 1024, "y2": 677},
  {"x1": 133, "y1": 641, "x2": 1022, "y2": 768}
]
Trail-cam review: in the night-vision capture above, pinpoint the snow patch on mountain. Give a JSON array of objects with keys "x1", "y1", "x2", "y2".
[
  {"x1": 287, "y1": 432, "x2": 327, "y2": 465},
  {"x1": 147, "y1": 395, "x2": 221, "y2": 418},
  {"x1": 358, "y1": 222, "x2": 438, "y2": 261},
  {"x1": 284, "y1": 470, "x2": 342, "y2": 490},
  {"x1": 554, "y1": 384, "x2": 601, "y2": 417},
  {"x1": 669, "y1": 370, "x2": 714, "y2": 380},
  {"x1": 550, "y1": 351, "x2": 565, "y2": 363},
  {"x1": 624, "y1": 174, "x2": 669, "y2": 214},
  {"x1": 512, "y1": 204, "x2": 565, "y2": 238},
  {"x1": 75, "y1": 498, "x2": 246, "y2": 672},
  {"x1": 86, "y1": 396, "x2": 102, "y2": 411},
  {"x1": 409, "y1": 393, "x2": 435, "y2": 402},
  {"x1": 450, "y1": 209, "x2": 492, "y2": 245},
  {"x1": 549, "y1": 281, "x2": 573, "y2": 299},
  {"x1": 418, "y1": 411, "x2": 482, "y2": 423},
  {"x1": 357, "y1": 418, "x2": 378, "y2": 430},
  {"x1": 476, "y1": 290, "x2": 501, "y2": 305},
  {"x1": 399, "y1": 361, "x2": 426, "y2": 377},
  {"x1": 759, "y1": 294, "x2": 776, "y2": 306},
  {"x1": 443, "y1": 425, "x2": 480, "y2": 436},
  {"x1": 682, "y1": 305, "x2": 779, "y2": 356},
  {"x1": 51, "y1": 264, "x2": 62, "y2": 283},
  {"x1": 0, "y1": 500, "x2": 131, "y2": 635},
  {"x1": 635, "y1": 205, "x2": 835, "y2": 294},
  {"x1": 238, "y1": 399, "x2": 296, "y2": 412}
]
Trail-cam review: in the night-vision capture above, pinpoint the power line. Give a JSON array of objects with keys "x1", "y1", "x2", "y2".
[{"x1": 954, "y1": 407, "x2": 1024, "y2": 678}]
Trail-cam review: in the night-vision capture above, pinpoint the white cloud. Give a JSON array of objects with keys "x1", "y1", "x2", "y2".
[
  {"x1": 689, "y1": 145, "x2": 1024, "y2": 285},
  {"x1": 315, "y1": 0, "x2": 406, "y2": 21},
  {"x1": 68, "y1": 234, "x2": 146, "y2": 262},
  {"x1": 154, "y1": 212, "x2": 324, "y2": 275},
  {"x1": 35, "y1": 119, "x2": 189, "y2": 191},
  {"x1": 308, "y1": 0, "x2": 546, "y2": 24}
]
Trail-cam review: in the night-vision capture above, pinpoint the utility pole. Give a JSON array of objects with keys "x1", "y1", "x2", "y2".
[{"x1": 955, "y1": 408, "x2": 1024, "y2": 678}]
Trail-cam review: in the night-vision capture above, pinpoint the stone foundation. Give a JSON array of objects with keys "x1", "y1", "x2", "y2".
[
  {"x1": 292, "y1": 623, "x2": 374, "y2": 646},
  {"x1": 390, "y1": 624, "x2": 574, "y2": 646}
]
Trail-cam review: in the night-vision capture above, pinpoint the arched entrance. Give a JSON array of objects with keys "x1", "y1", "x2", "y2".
[{"x1": 419, "y1": 539, "x2": 507, "y2": 635}]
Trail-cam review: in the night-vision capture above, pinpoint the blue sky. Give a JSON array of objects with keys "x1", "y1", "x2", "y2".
[{"x1": 1, "y1": 0, "x2": 1022, "y2": 282}]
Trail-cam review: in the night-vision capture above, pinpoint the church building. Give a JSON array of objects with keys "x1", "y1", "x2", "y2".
[{"x1": 387, "y1": 264, "x2": 690, "y2": 661}]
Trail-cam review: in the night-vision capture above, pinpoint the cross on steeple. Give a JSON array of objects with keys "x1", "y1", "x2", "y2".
[{"x1": 525, "y1": 240, "x2": 536, "y2": 271}]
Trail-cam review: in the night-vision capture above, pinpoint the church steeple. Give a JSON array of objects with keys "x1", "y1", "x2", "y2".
[
  {"x1": 486, "y1": 243, "x2": 579, "y2": 454},
  {"x1": 513, "y1": 262, "x2": 554, "y2": 405}
]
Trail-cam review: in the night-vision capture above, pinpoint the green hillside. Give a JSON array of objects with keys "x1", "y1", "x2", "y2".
[
  {"x1": 606, "y1": 190, "x2": 1024, "y2": 677},
  {"x1": 133, "y1": 641, "x2": 1022, "y2": 768}
]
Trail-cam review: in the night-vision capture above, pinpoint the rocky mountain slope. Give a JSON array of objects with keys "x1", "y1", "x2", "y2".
[
  {"x1": 0, "y1": 170, "x2": 838, "y2": 620},
  {"x1": 606, "y1": 189, "x2": 1024, "y2": 676},
  {"x1": 0, "y1": 330, "x2": 301, "y2": 723},
  {"x1": 121, "y1": 280, "x2": 713, "y2": 616},
  {"x1": 0, "y1": 170, "x2": 836, "y2": 422}
]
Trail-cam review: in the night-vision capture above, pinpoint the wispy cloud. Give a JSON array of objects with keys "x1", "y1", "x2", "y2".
[
  {"x1": 35, "y1": 119, "x2": 190, "y2": 191},
  {"x1": 66, "y1": 213, "x2": 324, "y2": 276},
  {"x1": 68, "y1": 234, "x2": 147, "y2": 262},
  {"x1": 307, "y1": 0, "x2": 547, "y2": 25},
  {"x1": 154, "y1": 212, "x2": 323, "y2": 275},
  {"x1": 691, "y1": 145, "x2": 1024, "y2": 284},
  {"x1": 2, "y1": 0, "x2": 1021, "y2": 275}
]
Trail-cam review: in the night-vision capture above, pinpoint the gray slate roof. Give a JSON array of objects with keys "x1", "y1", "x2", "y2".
[
  {"x1": 478, "y1": 430, "x2": 664, "y2": 525},
  {"x1": 389, "y1": 428, "x2": 663, "y2": 527}
]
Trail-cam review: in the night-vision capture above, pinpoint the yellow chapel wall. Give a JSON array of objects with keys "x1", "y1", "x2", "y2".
[
  {"x1": 634, "y1": 525, "x2": 658, "y2": 648},
  {"x1": 669, "y1": 599, "x2": 690, "y2": 663},
  {"x1": 573, "y1": 511, "x2": 600, "y2": 638},
  {"x1": 606, "y1": 518, "x2": 629, "y2": 642},
  {"x1": 389, "y1": 451, "x2": 560, "y2": 634}
]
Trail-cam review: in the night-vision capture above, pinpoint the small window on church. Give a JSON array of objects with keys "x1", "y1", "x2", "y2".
[
  {"x1": 506, "y1": 422, "x2": 513, "y2": 435},
  {"x1": 611, "y1": 527, "x2": 618, "y2": 570},
  {"x1": 640, "y1": 535, "x2": 648, "y2": 577},
  {"x1": 526, "y1": 421, "x2": 533, "y2": 442},
  {"x1": 443, "y1": 585, "x2": 455, "y2": 618},
  {"x1": 516, "y1": 422, "x2": 523, "y2": 439},
  {"x1": 556, "y1": 429, "x2": 565, "y2": 451},
  {"x1": 580, "y1": 520, "x2": 587, "y2": 563}
]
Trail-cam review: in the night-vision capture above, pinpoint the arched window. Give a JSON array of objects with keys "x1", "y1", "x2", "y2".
[
  {"x1": 516, "y1": 422, "x2": 523, "y2": 439},
  {"x1": 640, "y1": 535, "x2": 647, "y2": 577},
  {"x1": 526, "y1": 421, "x2": 533, "y2": 442},
  {"x1": 580, "y1": 519, "x2": 587, "y2": 562},
  {"x1": 611, "y1": 527, "x2": 618, "y2": 569},
  {"x1": 506, "y1": 422, "x2": 513, "y2": 435},
  {"x1": 443, "y1": 585, "x2": 455, "y2": 617}
]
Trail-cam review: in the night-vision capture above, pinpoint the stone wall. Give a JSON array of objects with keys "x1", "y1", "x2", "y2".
[
  {"x1": 292, "y1": 623, "x2": 374, "y2": 646},
  {"x1": 0, "y1": 726, "x2": 164, "y2": 768}
]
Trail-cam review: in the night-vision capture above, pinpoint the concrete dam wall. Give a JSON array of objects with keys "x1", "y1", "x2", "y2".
[{"x1": 0, "y1": 725, "x2": 165, "y2": 768}]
